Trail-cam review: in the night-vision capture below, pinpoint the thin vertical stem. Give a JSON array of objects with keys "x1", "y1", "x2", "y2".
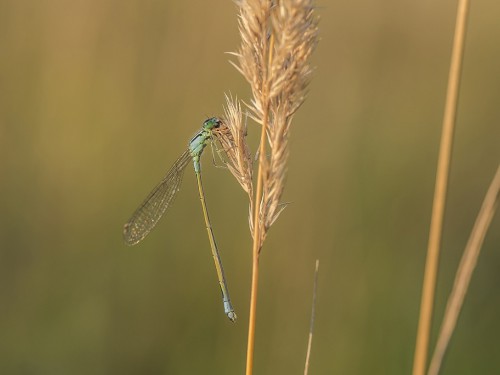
[
  {"x1": 304, "y1": 260, "x2": 320, "y2": 375},
  {"x1": 412, "y1": 1, "x2": 470, "y2": 374},
  {"x1": 427, "y1": 165, "x2": 500, "y2": 375},
  {"x1": 245, "y1": 32, "x2": 275, "y2": 375},
  {"x1": 245, "y1": 112, "x2": 266, "y2": 375}
]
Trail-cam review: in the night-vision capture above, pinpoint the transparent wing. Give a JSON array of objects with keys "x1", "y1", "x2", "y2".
[{"x1": 123, "y1": 149, "x2": 192, "y2": 245}]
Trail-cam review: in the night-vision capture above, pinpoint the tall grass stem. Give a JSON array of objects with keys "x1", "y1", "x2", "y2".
[
  {"x1": 412, "y1": 1, "x2": 470, "y2": 374},
  {"x1": 245, "y1": 109, "x2": 268, "y2": 375},
  {"x1": 427, "y1": 165, "x2": 500, "y2": 375},
  {"x1": 245, "y1": 32, "x2": 274, "y2": 375}
]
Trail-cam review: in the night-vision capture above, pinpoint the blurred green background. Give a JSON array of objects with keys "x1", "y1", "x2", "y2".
[{"x1": 1, "y1": 0, "x2": 499, "y2": 374}]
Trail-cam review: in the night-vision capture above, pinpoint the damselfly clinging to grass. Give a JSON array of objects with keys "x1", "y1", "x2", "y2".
[{"x1": 123, "y1": 117, "x2": 236, "y2": 322}]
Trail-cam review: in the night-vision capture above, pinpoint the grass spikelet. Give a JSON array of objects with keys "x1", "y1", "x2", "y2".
[
  {"x1": 229, "y1": 1, "x2": 319, "y2": 374},
  {"x1": 233, "y1": 0, "x2": 319, "y2": 248},
  {"x1": 214, "y1": 95, "x2": 255, "y2": 232}
]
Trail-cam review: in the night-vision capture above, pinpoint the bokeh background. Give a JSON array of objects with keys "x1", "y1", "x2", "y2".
[{"x1": 1, "y1": 0, "x2": 499, "y2": 374}]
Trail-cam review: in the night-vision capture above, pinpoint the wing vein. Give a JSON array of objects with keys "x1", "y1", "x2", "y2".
[{"x1": 123, "y1": 149, "x2": 193, "y2": 245}]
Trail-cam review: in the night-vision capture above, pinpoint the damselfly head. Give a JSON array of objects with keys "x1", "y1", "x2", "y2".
[{"x1": 203, "y1": 117, "x2": 222, "y2": 130}]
